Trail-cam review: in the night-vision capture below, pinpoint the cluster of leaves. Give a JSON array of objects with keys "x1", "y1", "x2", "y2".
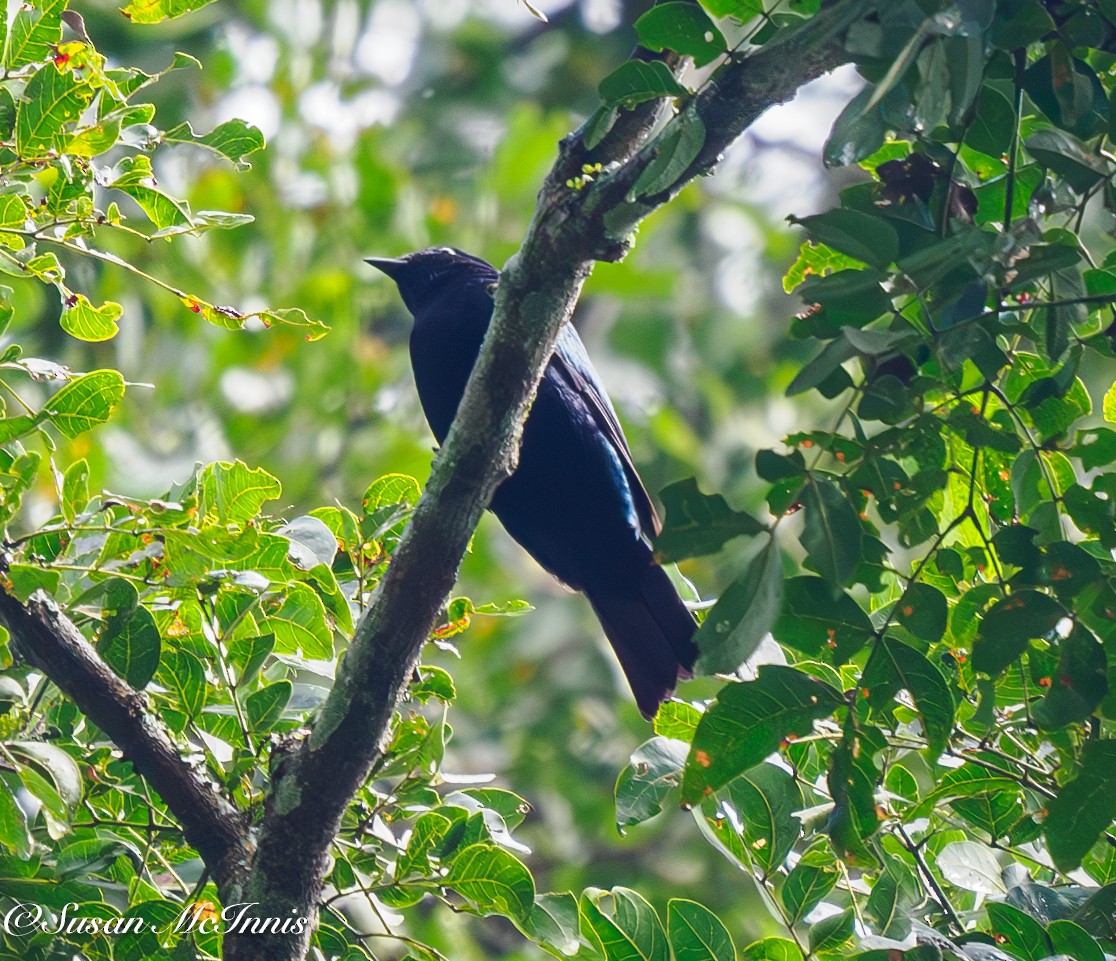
[
  {"x1": 613, "y1": 0, "x2": 1116, "y2": 958},
  {"x1": 0, "y1": 0, "x2": 323, "y2": 344},
  {"x1": 0, "y1": 455, "x2": 547, "y2": 959}
]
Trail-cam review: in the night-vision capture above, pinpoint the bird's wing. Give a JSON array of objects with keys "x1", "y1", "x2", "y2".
[{"x1": 550, "y1": 324, "x2": 661, "y2": 536}]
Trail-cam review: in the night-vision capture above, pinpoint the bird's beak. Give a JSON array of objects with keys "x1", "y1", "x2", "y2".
[{"x1": 364, "y1": 256, "x2": 407, "y2": 278}]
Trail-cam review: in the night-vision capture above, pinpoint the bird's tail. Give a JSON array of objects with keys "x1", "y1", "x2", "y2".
[{"x1": 586, "y1": 562, "x2": 698, "y2": 720}]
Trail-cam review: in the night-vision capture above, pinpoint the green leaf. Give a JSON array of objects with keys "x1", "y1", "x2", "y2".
[
  {"x1": 653, "y1": 702, "x2": 703, "y2": 744},
  {"x1": 865, "y1": 859, "x2": 921, "y2": 939},
  {"x1": 967, "y1": 84, "x2": 1017, "y2": 157},
  {"x1": 986, "y1": 902, "x2": 1051, "y2": 960},
  {"x1": 755, "y1": 448, "x2": 805, "y2": 482},
  {"x1": 612, "y1": 888, "x2": 670, "y2": 961},
  {"x1": 1045, "y1": 740, "x2": 1116, "y2": 871},
  {"x1": 599, "y1": 61, "x2": 689, "y2": 109},
  {"x1": 1047, "y1": 919, "x2": 1105, "y2": 961},
  {"x1": 937, "y1": 840, "x2": 1006, "y2": 896},
  {"x1": 9, "y1": 741, "x2": 82, "y2": 810},
  {"x1": 807, "y1": 907, "x2": 854, "y2": 954},
  {"x1": 162, "y1": 118, "x2": 265, "y2": 170},
  {"x1": 824, "y1": 87, "x2": 888, "y2": 167},
  {"x1": 362, "y1": 471, "x2": 421, "y2": 546},
  {"x1": 631, "y1": 110, "x2": 706, "y2": 199},
  {"x1": 634, "y1": 4, "x2": 727, "y2": 67},
  {"x1": 518, "y1": 893, "x2": 581, "y2": 956},
  {"x1": 0, "y1": 774, "x2": 32, "y2": 858},
  {"x1": 719, "y1": 762, "x2": 801, "y2": 873},
  {"x1": 60, "y1": 457, "x2": 89, "y2": 523},
  {"x1": 109, "y1": 155, "x2": 193, "y2": 230},
  {"x1": 786, "y1": 336, "x2": 856, "y2": 397},
  {"x1": 800, "y1": 475, "x2": 862, "y2": 586},
  {"x1": 1104, "y1": 381, "x2": 1116, "y2": 423},
  {"x1": 860, "y1": 636, "x2": 954, "y2": 757},
  {"x1": 780, "y1": 840, "x2": 839, "y2": 924},
  {"x1": 1032, "y1": 624, "x2": 1106, "y2": 729},
  {"x1": 1074, "y1": 885, "x2": 1116, "y2": 941},
  {"x1": 16, "y1": 62, "x2": 95, "y2": 159},
  {"x1": 783, "y1": 244, "x2": 868, "y2": 294},
  {"x1": 410, "y1": 664, "x2": 457, "y2": 703},
  {"x1": 653, "y1": 477, "x2": 765, "y2": 562},
  {"x1": 912, "y1": 763, "x2": 1024, "y2": 839},
  {"x1": 616, "y1": 736, "x2": 688, "y2": 827},
  {"x1": 197, "y1": 460, "x2": 282, "y2": 525},
  {"x1": 681, "y1": 666, "x2": 843, "y2": 804},
  {"x1": 697, "y1": 0, "x2": 762, "y2": 20},
  {"x1": 990, "y1": 0, "x2": 1055, "y2": 49},
  {"x1": 60, "y1": 293, "x2": 123, "y2": 342},
  {"x1": 98, "y1": 578, "x2": 161, "y2": 690},
  {"x1": 1025, "y1": 128, "x2": 1111, "y2": 194},
  {"x1": 228, "y1": 633, "x2": 274, "y2": 687},
  {"x1": 693, "y1": 539, "x2": 783, "y2": 675},
  {"x1": 6, "y1": 0, "x2": 66, "y2": 69},
  {"x1": 580, "y1": 891, "x2": 648, "y2": 961},
  {"x1": 38, "y1": 370, "x2": 125, "y2": 438},
  {"x1": 826, "y1": 720, "x2": 881, "y2": 860},
  {"x1": 891, "y1": 582, "x2": 947, "y2": 642},
  {"x1": 261, "y1": 583, "x2": 332, "y2": 660},
  {"x1": 739, "y1": 938, "x2": 803, "y2": 961},
  {"x1": 789, "y1": 209, "x2": 898, "y2": 269},
  {"x1": 666, "y1": 899, "x2": 735, "y2": 961},
  {"x1": 159, "y1": 649, "x2": 206, "y2": 718},
  {"x1": 972, "y1": 590, "x2": 1068, "y2": 676},
  {"x1": 0, "y1": 197, "x2": 25, "y2": 233},
  {"x1": 120, "y1": 0, "x2": 219, "y2": 23},
  {"x1": 774, "y1": 576, "x2": 873, "y2": 662},
  {"x1": 245, "y1": 680, "x2": 292, "y2": 732},
  {"x1": 5, "y1": 563, "x2": 60, "y2": 602},
  {"x1": 443, "y1": 843, "x2": 535, "y2": 920}
]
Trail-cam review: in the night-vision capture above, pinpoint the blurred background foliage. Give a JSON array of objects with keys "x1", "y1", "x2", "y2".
[{"x1": 4, "y1": 0, "x2": 855, "y2": 948}]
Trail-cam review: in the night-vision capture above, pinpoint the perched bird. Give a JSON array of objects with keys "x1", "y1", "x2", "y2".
[{"x1": 367, "y1": 247, "x2": 698, "y2": 718}]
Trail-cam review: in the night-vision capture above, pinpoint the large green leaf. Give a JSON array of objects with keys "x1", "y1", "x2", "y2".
[
  {"x1": 260, "y1": 583, "x2": 332, "y2": 660},
  {"x1": 37, "y1": 370, "x2": 125, "y2": 438},
  {"x1": 780, "y1": 840, "x2": 839, "y2": 924},
  {"x1": 681, "y1": 666, "x2": 843, "y2": 804},
  {"x1": 788, "y1": 209, "x2": 899, "y2": 268},
  {"x1": 666, "y1": 899, "x2": 735, "y2": 961},
  {"x1": 599, "y1": 61, "x2": 689, "y2": 109},
  {"x1": 162, "y1": 119, "x2": 265, "y2": 169},
  {"x1": 653, "y1": 477, "x2": 766, "y2": 562},
  {"x1": 634, "y1": 4, "x2": 727, "y2": 67},
  {"x1": 615, "y1": 737, "x2": 688, "y2": 828},
  {"x1": 799, "y1": 475, "x2": 862, "y2": 586},
  {"x1": 972, "y1": 590, "x2": 1068, "y2": 675},
  {"x1": 693, "y1": 538, "x2": 783, "y2": 675},
  {"x1": 860, "y1": 636, "x2": 954, "y2": 756},
  {"x1": 774, "y1": 576, "x2": 873, "y2": 662},
  {"x1": 1045, "y1": 740, "x2": 1116, "y2": 871},
  {"x1": 196, "y1": 460, "x2": 282, "y2": 526},
  {"x1": 16, "y1": 62, "x2": 94, "y2": 159},
  {"x1": 443, "y1": 843, "x2": 535, "y2": 921},
  {"x1": 97, "y1": 579, "x2": 161, "y2": 690},
  {"x1": 6, "y1": 0, "x2": 66, "y2": 69}
]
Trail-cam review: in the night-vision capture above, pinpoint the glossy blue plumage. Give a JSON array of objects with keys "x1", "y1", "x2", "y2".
[{"x1": 368, "y1": 247, "x2": 697, "y2": 717}]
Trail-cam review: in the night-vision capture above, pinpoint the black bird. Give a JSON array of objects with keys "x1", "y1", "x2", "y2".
[{"x1": 367, "y1": 247, "x2": 698, "y2": 718}]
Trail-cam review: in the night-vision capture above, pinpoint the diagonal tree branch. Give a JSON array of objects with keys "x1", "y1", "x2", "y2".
[
  {"x1": 225, "y1": 3, "x2": 870, "y2": 959},
  {"x1": 0, "y1": 555, "x2": 253, "y2": 892}
]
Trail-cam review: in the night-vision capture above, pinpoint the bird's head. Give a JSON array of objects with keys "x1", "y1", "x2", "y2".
[{"x1": 366, "y1": 247, "x2": 498, "y2": 315}]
